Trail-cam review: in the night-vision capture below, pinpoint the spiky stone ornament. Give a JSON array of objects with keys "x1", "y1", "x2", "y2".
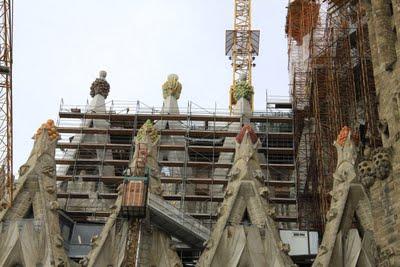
[
  {"x1": 162, "y1": 74, "x2": 182, "y2": 100},
  {"x1": 232, "y1": 80, "x2": 254, "y2": 101},
  {"x1": 136, "y1": 119, "x2": 159, "y2": 143},
  {"x1": 90, "y1": 70, "x2": 110, "y2": 98}
]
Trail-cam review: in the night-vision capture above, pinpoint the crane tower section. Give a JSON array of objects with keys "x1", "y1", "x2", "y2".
[
  {"x1": 0, "y1": 0, "x2": 13, "y2": 207},
  {"x1": 225, "y1": 0, "x2": 259, "y2": 111}
]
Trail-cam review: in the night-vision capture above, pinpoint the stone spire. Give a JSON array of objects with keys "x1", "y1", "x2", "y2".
[
  {"x1": 162, "y1": 73, "x2": 182, "y2": 100},
  {"x1": 0, "y1": 120, "x2": 71, "y2": 267},
  {"x1": 82, "y1": 120, "x2": 182, "y2": 267},
  {"x1": 90, "y1": 70, "x2": 110, "y2": 98},
  {"x1": 312, "y1": 127, "x2": 378, "y2": 267},
  {"x1": 197, "y1": 125, "x2": 294, "y2": 267}
]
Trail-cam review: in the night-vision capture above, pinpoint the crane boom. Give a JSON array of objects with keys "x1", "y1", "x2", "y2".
[
  {"x1": 0, "y1": 0, "x2": 13, "y2": 207},
  {"x1": 226, "y1": 0, "x2": 259, "y2": 111}
]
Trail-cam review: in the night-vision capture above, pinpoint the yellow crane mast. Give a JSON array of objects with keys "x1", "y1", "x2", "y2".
[{"x1": 226, "y1": 0, "x2": 259, "y2": 111}]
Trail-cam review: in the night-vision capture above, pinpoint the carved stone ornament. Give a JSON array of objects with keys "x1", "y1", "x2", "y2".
[
  {"x1": 372, "y1": 148, "x2": 392, "y2": 180},
  {"x1": 90, "y1": 70, "x2": 110, "y2": 98},
  {"x1": 162, "y1": 73, "x2": 182, "y2": 100},
  {"x1": 357, "y1": 160, "x2": 376, "y2": 188},
  {"x1": 232, "y1": 80, "x2": 254, "y2": 101},
  {"x1": 136, "y1": 119, "x2": 159, "y2": 143}
]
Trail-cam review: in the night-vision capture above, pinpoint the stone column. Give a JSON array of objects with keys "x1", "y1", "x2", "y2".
[{"x1": 370, "y1": 0, "x2": 397, "y2": 71}]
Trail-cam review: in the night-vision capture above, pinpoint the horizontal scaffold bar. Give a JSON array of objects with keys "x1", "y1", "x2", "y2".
[
  {"x1": 59, "y1": 112, "x2": 293, "y2": 123},
  {"x1": 161, "y1": 195, "x2": 297, "y2": 204},
  {"x1": 56, "y1": 192, "x2": 297, "y2": 204},
  {"x1": 57, "y1": 127, "x2": 293, "y2": 139},
  {"x1": 189, "y1": 213, "x2": 297, "y2": 222},
  {"x1": 55, "y1": 159, "x2": 295, "y2": 169},
  {"x1": 62, "y1": 210, "x2": 297, "y2": 222},
  {"x1": 56, "y1": 175, "x2": 296, "y2": 187},
  {"x1": 56, "y1": 142, "x2": 294, "y2": 154}
]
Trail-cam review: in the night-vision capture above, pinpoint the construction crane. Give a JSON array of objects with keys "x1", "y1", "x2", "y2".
[
  {"x1": 225, "y1": 0, "x2": 260, "y2": 111},
  {"x1": 0, "y1": 0, "x2": 13, "y2": 207}
]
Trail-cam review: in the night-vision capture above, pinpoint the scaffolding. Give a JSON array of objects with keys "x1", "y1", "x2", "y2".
[
  {"x1": 287, "y1": 0, "x2": 322, "y2": 231},
  {"x1": 55, "y1": 100, "x2": 297, "y2": 232},
  {"x1": 287, "y1": 0, "x2": 381, "y2": 233}
]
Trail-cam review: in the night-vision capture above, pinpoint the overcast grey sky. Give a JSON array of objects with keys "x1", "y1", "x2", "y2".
[{"x1": 13, "y1": 1, "x2": 288, "y2": 172}]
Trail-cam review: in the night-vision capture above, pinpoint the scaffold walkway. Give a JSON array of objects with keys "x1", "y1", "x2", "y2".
[{"x1": 148, "y1": 192, "x2": 210, "y2": 248}]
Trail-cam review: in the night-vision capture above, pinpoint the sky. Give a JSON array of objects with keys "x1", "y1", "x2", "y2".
[{"x1": 13, "y1": 0, "x2": 289, "y2": 172}]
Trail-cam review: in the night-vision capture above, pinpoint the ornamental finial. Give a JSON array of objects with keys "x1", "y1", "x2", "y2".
[
  {"x1": 90, "y1": 70, "x2": 110, "y2": 98},
  {"x1": 162, "y1": 74, "x2": 182, "y2": 100}
]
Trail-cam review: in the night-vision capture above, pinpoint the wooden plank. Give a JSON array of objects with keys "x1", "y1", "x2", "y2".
[
  {"x1": 57, "y1": 127, "x2": 293, "y2": 139},
  {"x1": 56, "y1": 192, "x2": 296, "y2": 204},
  {"x1": 162, "y1": 195, "x2": 297, "y2": 204},
  {"x1": 56, "y1": 175, "x2": 295, "y2": 187},
  {"x1": 162, "y1": 195, "x2": 224, "y2": 202},
  {"x1": 62, "y1": 210, "x2": 297, "y2": 223},
  {"x1": 158, "y1": 161, "x2": 294, "y2": 169},
  {"x1": 190, "y1": 213, "x2": 297, "y2": 222},
  {"x1": 55, "y1": 159, "x2": 129, "y2": 166},
  {"x1": 56, "y1": 143, "x2": 294, "y2": 155},
  {"x1": 57, "y1": 143, "x2": 131, "y2": 150},
  {"x1": 57, "y1": 192, "x2": 117, "y2": 199},
  {"x1": 159, "y1": 177, "x2": 295, "y2": 187},
  {"x1": 55, "y1": 159, "x2": 295, "y2": 169},
  {"x1": 59, "y1": 112, "x2": 292, "y2": 123},
  {"x1": 57, "y1": 175, "x2": 123, "y2": 184},
  {"x1": 59, "y1": 112, "x2": 241, "y2": 122}
]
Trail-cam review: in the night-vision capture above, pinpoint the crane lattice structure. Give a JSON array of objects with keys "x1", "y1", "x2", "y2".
[
  {"x1": 225, "y1": 0, "x2": 260, "y2": 111},
  {"x1": 0, "y1": 0, "x2": 13, "y2": 207}
]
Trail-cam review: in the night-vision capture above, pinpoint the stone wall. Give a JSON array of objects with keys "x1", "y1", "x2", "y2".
[{"x1": 364, "y1": 0, "x2": 400, "y2": 264}]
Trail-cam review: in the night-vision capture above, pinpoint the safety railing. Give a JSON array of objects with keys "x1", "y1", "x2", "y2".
[{"x1": 59, "y1": 99, "x2": 293, "y2": 119}]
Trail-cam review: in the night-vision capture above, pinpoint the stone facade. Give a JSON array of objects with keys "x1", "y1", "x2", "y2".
[{"x1": 364, "y1": 1, "x2": 400, "y2": 265}]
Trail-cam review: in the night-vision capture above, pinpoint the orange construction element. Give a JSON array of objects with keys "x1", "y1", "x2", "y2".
[{"x1": 123, "y1": 181, "x2": 146, "y2": 208}]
